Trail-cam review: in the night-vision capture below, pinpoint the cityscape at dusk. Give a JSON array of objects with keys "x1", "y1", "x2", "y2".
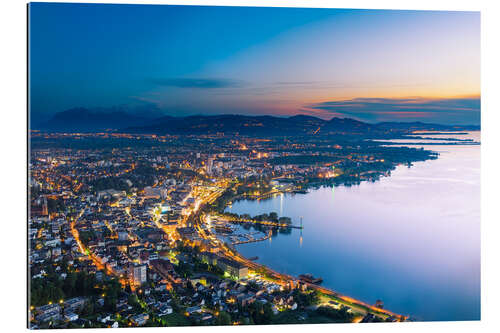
[{"x1": 28, "y1": 2, "x2": 480, "y2": 329}]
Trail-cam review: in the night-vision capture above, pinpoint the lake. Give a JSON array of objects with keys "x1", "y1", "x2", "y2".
[{"x1": 225, "y1": 131, "x2": 480, "y2": 321}]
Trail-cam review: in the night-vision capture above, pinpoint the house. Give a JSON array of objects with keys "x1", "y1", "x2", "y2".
[
  {"x1": 130, "y1": 313, "x2": 149, "y2": 326},
  {"x1": 64, "y1": 311, "x2": 79, "y2": 322},
  {"x1": 99, "y1": 314, "x2": 111, "y2": 323},
  {"x1": 35, "y1": 303, "x2": 60, "y2": 317},
  {"x1": 36, "y1": 311, "x2": 61, "y2": 323},
  {"x1": 201, "y1": 313, "x2": 214, "y2": 321},
  {"x1": 64, "y1": 297, "x2": 86, "y2": 312},
  {"x1": 158, "y1": 304, "x2": 173, "y2": 316},
  {"x1": 186, "y1": 306, "x2": 202, "y2": 314}
]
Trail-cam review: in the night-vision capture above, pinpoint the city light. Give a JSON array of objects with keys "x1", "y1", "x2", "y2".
[{"x1": 28, "y1": 104, "x2": 431, "y2": 327}]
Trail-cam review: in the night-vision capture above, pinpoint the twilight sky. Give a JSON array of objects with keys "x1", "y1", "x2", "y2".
[{"x1": 29, "y1": 3, "x2": 480, "y2": 125}]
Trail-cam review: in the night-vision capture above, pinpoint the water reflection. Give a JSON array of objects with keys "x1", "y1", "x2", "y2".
[{"x1": 226, "y1": 132, "x2": 480, "y2": 321}]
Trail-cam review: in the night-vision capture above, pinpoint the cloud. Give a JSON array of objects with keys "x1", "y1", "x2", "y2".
[
  {"x1": 304, "y1": 97, "x2": 480, "y2": 124},
  {"x1": 150, "y1": 77, "x2": 244, "y2": 89}
]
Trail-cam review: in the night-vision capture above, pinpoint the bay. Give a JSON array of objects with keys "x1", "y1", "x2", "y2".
[{"x1": 225, "y1": 132, "x2": 480, "y2": 321}]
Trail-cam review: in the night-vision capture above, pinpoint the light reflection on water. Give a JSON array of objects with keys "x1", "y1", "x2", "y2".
[{"x1": 225, "y1": 132, "x2": 480, "y2": 321}]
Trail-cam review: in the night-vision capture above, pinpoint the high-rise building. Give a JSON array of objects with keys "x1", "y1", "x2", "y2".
[
  {"x1": 207, "y1": 156, "x2": 214, "y2": 175},
  {"x1": 41, "y1": 196, "x2": 48, "y2": 216},
  {"x1": 117, "y1": 230, "x2": 129, "y2": 241},
  {"x1": 129, "y1": 263, "x2": 147, "y2": 286}
]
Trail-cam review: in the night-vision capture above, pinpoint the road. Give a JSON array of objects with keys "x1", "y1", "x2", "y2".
[{"x1": 70, "y1": 210, "x2": 132, "y2": 290}]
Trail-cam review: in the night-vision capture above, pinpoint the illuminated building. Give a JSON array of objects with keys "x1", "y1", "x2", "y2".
[
  {"x1": 206, "y1": 156, "x2": 214, "y2": 175},
  {"x1": 128, "y1": 263, "x2": 147, "y2": 286}
]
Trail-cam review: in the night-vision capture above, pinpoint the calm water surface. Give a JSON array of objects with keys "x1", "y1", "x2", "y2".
[{"x1": 225, "y1": 132, "x2": 480, "y2": 321}]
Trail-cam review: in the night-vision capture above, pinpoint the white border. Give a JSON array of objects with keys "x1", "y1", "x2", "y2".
[{"x1": 1, "y1": 0, "x2": 499, "y2": 332}]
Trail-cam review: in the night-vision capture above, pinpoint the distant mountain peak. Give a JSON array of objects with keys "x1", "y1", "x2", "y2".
[
  {"x1": 39, "y1": 106, "x2": 162, "y2": 132},
  {"x1": 35, "y1": 110, "x2": 478, "y2": 134}
]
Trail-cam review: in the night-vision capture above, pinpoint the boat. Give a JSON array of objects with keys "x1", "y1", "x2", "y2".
[
  {"x1": 294, "y1": 190, "x2": 308, "y2": 194},
  {"x1": 247, "y1": 256, "x2": 259, "y2": 261},
  {"x1": 299, "y1": 273, "x2": 323, "y2": 284}
]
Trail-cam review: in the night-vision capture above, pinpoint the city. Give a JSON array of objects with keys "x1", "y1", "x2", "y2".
[{"x1": 27, "y1": 129, "x2": 441, "y2": 328}]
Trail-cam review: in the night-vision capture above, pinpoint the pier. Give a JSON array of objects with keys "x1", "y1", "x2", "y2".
[{"x1": 231, "y1": 230, "x2": 272, "y2": 245}]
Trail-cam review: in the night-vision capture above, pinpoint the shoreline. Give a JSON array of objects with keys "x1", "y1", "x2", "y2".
[
  {"x1": 204, "y1": 183, "x2": 408, "y2": 322},
  {"x1": 220, "y1": 138, "x2": 480, "y2": 322}
]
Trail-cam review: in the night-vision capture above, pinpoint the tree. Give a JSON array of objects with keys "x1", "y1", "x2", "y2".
[
  {"x1": 186, "y1": 281, "x2": 194, "y2": 294},
  {"x1": 246, "y1": 281, "x2": 259, "y2": 292},
  {"x1": 103, "y1": 296, "x2": 117, "y2": 312},
  {"x1": 128, "y1": 294, "x2": 141, "y2": 311},
  {"x1": 216, "y1": 311, "x2": 231, "y2": 325},
  {"x1": 316, "y1": 305, "x2": 353, "y2": 322},
  {"x1": 81, "y1": 299, "x2": 95, "y2": 317},
  {"x1": 176, "y1": 261, "x2": 193, "y2": 278},
  {"x1": 269, "y1": 212, "x2": 278, "y2": 221},
  {"x1": 292, "y1": 289, "x2": 319, "y2": 307},
  {"x1": 248, "y1": 302, "x2": 273, "y2": 325},
  {"x1": 258, "y1": 302, "x2": 274, "y2": 324}
]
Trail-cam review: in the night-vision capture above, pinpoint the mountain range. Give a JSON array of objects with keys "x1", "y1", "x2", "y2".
[
  {"x1": 35, "y1": 108, "x2": 480, "y2": 135},
  {"x1": 37, "y1": 107, "x2": 158, "y2": 132}
]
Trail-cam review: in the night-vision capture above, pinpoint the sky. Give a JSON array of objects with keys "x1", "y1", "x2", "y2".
[{"x1": 29, "y1": 3, "x2": 480, "y2": 125}]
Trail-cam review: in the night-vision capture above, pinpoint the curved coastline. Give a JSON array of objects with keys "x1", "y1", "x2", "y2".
[
  {"x1": 213, "y1": 183, "x2": 408, "y2": 321},
  {"x1": 221, "y1": 133, "x2": 480, "y2": 321}
]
